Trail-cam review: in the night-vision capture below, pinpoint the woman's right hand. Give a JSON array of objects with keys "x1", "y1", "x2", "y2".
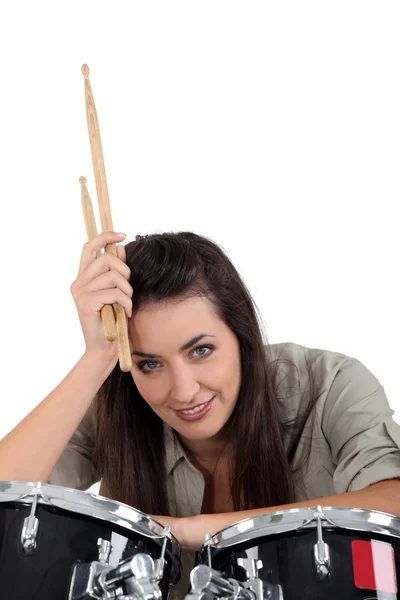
[{"x1": 70, "y1": 232, "x2": 133, "y2": 366}]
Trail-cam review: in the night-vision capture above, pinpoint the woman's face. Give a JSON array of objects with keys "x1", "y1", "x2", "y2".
[{"x1": 128, "y1": 296, "x2": 241, "y2": 444}]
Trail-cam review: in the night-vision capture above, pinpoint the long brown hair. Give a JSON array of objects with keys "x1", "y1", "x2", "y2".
[{"x1": 93, "y1": 232, "x2": 318, "y2": 514}]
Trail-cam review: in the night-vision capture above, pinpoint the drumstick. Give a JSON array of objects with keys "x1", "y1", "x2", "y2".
[
  {"x1": 81, "y1": 64, "x2": 132, "y2": 373},
  {"x1": 79, "y1": 176, "x2": 117, "y2": 342}
]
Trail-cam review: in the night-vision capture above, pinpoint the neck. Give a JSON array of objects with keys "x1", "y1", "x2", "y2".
[{"x1": 177, "y1": 431, "x2": 231, "y2": 475}]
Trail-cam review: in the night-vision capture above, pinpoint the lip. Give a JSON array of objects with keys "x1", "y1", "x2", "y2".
[{"x1": 174, "y1": 397, "x2": 215, "y2": 421}]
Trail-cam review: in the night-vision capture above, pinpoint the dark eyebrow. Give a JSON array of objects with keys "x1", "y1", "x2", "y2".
[{"x1": 131, "y1": 333, "x2": 216, "y2": 359}]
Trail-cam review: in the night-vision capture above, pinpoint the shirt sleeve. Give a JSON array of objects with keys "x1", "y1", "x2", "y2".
[
  {"x1": 321, "y1": 356, "x2": 400, "y2": 493},
  {"x1": 48, "y1": 401, "x2": 99, "y2": 490}
]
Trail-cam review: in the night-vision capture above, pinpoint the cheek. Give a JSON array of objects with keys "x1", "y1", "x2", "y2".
[
  {"x1": 211, "y1": 354, "x2": 241, "y2": 394},
  {"x1": 219, "y1": 348, "x2": 241, "y2": 377}
]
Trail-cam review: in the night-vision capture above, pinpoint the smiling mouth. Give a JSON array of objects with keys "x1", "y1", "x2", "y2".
[
  {"x1": 174, "y1": 396, "x2": 215, "y2": 419},
  {"x1": 177, "y1": 401, "x2": 210, "y2": 415}
]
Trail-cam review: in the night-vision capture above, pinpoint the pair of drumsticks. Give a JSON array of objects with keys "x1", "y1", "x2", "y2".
[{"x1": 79, "y1": 65, "x2": 132, "y2": 372}]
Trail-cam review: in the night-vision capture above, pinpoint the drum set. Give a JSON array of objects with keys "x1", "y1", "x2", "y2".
[{"x1": 0, "y1": 480, "x2": 399, "y2": 599}]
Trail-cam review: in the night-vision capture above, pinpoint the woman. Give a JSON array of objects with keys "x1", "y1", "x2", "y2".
[{"x1": 1, "y1": 230, "x2": 400, "y2": 595}]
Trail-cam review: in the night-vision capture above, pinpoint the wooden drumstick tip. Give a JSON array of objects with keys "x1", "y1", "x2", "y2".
[
  {"x1": 81, "y1": 64, "x2": 90, "y2": 77},
  {"x1": 79, "y1": 176, "x2": 87, "y2": 184}
]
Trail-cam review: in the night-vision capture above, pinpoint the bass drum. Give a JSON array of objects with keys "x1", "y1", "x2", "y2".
[
  {"x1": 0, "y1": 480, "x2": 181, "y2": 600},
  {"x1": 196, "y1": 505, "x2": 400, "y2": 599}
]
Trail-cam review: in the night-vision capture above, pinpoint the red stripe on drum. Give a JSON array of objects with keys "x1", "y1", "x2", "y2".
[{"x1": 352, "y1": 540, "x2": 397, "y2": 594}]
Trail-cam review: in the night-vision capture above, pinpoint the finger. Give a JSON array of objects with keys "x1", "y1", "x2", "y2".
[
  {"x1": 84, "y1": 271, "x2": 133, "y2": 299},
  {"x1": 79, "y1": 289, "x2": 133, "y2": 318},
  {"x1": 78, "y1": 232, "x2": 126, "y2": 276},
  {"x1": 77, "y1": 253, "x2": 131, "y2": 287},
  {"x1": 116, "y1": 244, "x2": 127, "y2": 265}
]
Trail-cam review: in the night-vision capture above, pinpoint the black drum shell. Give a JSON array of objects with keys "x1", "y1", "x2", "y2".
[
  {"x1": 0, "y1": 501, "x2": 180, "y2": 600},
  {"x1": 198, "y1": 528, "x2": 400, "y2": 600}
]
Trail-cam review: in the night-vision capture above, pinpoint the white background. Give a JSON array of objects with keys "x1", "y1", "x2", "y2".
[{"x1": 1, "y1": 1, "x2": 399, "y2": 442}]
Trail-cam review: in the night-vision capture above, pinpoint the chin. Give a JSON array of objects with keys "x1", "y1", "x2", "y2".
[{"x1": 175, "y1": 422, "x2": 224, "y2": 441}]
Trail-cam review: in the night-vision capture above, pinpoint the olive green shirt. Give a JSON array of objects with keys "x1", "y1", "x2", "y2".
[{"x1": 49, "y1": 341, "x2": 400, "y2": 597}]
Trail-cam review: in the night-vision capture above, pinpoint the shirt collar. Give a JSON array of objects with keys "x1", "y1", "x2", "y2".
[{"x1": 163, "y1": 422, "x2": 189, "y2": 474}]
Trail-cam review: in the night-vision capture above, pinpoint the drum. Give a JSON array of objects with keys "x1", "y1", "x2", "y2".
[
  {"x1": 191, "y1": 505, "x2": 400, "y2": 600},
  {"x1": 0, "y1": 480, "x2": 181, "y2": 600}
]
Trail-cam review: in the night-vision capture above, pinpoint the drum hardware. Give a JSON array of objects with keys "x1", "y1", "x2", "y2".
[
  {"x1": 185, "y1": 564, "x2": 254, "y2": 600},
  {"x1": 69, "y1": 548, "x2": 167, "y2": 600},
  {"x1": 236, "y1": 558, "x2": 283, "y2": 600},
  {"x1": 185, "y1": 535, "x2": 264, "y2": 600},
  {"x1": 99, "y1": 552, "x2": 162, "y2": 600},
  {"x1": 312, "y1": 505, "x2": 331, "y2": 581},
  {"x1": 69, "y1": 526, "x2": 171, "y2": 599},
  {"x1": 69, "y1": 551, "x2": 162, "y2": 600},
  {"x1": 153, "y1": 526, "x2": 171, "y2": 582},
  {"x1": 204, "y1": 534, "x2": 213, "y2": 567},
  {"x1": 186, "y1": 534, "x2": 283, "y2": 600},
  {"x1": 20, "y1": 482, "x2": 42, "y2": 554},
  {"x1": 98, "y1": 538, "x2": 113, "y2": 564}
]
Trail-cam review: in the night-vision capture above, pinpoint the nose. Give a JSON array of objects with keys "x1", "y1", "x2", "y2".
[{"x1": 168, "y1": 363, "x2": 200, "y2": 405}]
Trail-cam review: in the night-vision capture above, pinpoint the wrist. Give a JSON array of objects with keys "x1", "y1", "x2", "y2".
[
  {"x1": 181, "y1": 514, "x2": 208, "y2": 552},
  {"x1": 80, "y1": 351, "x2": 117, "y2": 382},
  {"x1": 81, "y1": 350, "x2": 117, "y2": 373}
]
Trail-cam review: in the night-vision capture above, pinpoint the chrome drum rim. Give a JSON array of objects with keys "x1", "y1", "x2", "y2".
[
  {"x1": 0, "y1": 480, "x2": 180, "y2": 557},
  {"x1": 207, "y1": 506, "x2": 400, "y2": 549}
]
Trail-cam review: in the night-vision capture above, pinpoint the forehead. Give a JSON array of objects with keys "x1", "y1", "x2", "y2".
[
  {"x1": 129, "y1": 297, "x2": 225, "y2": 344},
  {"x1": 132, "y1": 296, "x2": 219, "y2": 330}
]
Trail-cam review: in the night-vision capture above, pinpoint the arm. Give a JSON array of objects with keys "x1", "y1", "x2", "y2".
[
  {"x1": 172, "y1": 479, "x2": 400, "y2": 551},
  {"x1": 48, "y1": 397, "x2": 99, "y2": 490},
  {"x1": 0, "y1": 352, "x2": 113, "y2": 483}
]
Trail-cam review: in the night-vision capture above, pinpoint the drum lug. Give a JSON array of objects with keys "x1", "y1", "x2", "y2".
[
  {"x1": 21, "y1": 483, "x2": 42, "y2": 555},
  {"x1": 312, "y1": 506, "x2": 331, "y2": 581}
]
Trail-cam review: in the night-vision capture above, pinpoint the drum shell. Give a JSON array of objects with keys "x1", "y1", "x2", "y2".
[
  {"x1": 199, "y1": 527, "x2": 400, "y2": 599},
  {"x1": 0, "y1": 500, "x2": 178, "y2": 600}
]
